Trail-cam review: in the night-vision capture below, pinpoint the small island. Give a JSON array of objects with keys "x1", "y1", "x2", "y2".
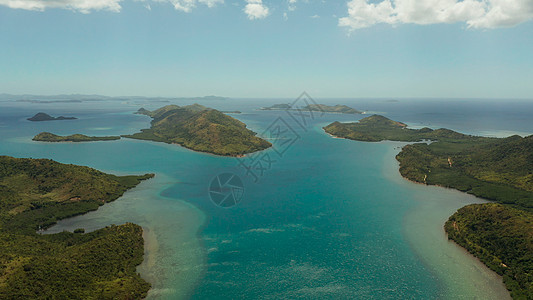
[
  {"x1": 260, "y1": 103, "x2": 363, "y2": 114},
  {"x1": 259, "y1": 104, "x2": 292, "y2": 110},
  {"x1": 324, "y1": 115, "x2": 533, "y2": 298},
  {"x1": 221, "y1": 110, "x2": 242, "y2": 114},
  {"x1": 33, "y1": 132, "x2": 121, "y2": 142},
  {"x1": 0, "y1": 155, "x2": 153, "y2": 298},
  {"x1": 27, "y1": 112, "x2": 77, "y2": 121},
  {"x1": 125, "y1": 104, "x2": 271, "y2": 156}
]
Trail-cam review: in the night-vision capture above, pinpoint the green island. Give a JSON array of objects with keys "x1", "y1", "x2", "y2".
[
  {"x1": 324, "y1": 115, "x2": 533, "y2": 298},
  {"x1": 0, "y1": 155, "x2": 153, "y2": 299},
  {"x1": 27, "y1": 112, "x2": 77, "y2": 121},
  {"x1": 221, "y1": 110, "x2": 242, "y2": 114},
  {"x1": 260, "y1": 103, "x2": 363, "y2": 114},
  {"x1": 124, "y1": 104, "x2": 271, "y2": 157},
  {"x1": 33, "y1": 132, "x2": 121, "y2": 142}
]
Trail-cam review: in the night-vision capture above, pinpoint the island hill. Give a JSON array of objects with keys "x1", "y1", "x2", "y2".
[
  {"x1": 123, "y1": 104, "x2": 271, "y2": 156},
  {"x1": 0, "y1": 156, "x2": 153, "y2": 299},
  {"x1": 27, "y1": 112, "x2": 77, "y2": 121},
  {"x1": 33, "y1": 132, "x2": 120, "y2": 142},
  {"x1": 260, "y1": 103, "x2": 363, "y2": 114},
  {"x1": 324, "y1": 115, "x2": 533, "y2": 299}
]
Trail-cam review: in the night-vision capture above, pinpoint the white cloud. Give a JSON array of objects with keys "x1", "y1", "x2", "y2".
[
  {"x1": 288, "y1": 0, "x2": 296, "y2": 11},
  {"x1": 199, "y1": 0, "x2": 223, "y2": 8},
  {"x1": 244, "y1": 0, "x2": 269, "y2": 20},
  {"x1": 151, "y1": 0, "x2": 223, "y2": 12},
  {"x1": 339, "y1": 0, "x2": 533, "y2": 31},
  {"x1": 0, "y1": 0, "x2": 122, "y2": 13},
  {"x1": 0, "y1": 0, "x2": 224, "y2": 13}
]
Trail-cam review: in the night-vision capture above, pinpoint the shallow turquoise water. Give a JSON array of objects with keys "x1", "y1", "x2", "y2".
[{"x1": 1, "y1": 98, "x2": 531, "y2": 299}]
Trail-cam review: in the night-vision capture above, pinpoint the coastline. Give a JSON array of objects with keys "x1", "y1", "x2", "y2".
[
  {"x1": 121, "y1": 136, "x2": 265, "y2": 158},
  {"x1": 44, "y1": 172, "x2": 208, "y2": 300},
  {"x1": 381, "y1": 143, "x2": 511, "y2": 299},
  {"x1": 320, "y1": 128, "x2": 510, "y2": 298}
]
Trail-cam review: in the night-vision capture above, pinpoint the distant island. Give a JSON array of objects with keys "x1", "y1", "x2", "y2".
[
  {"x1": 33, "y1": 132, "x2": 121, "y2": 142},
  {"x1": 221, "y1": 110, "x2": 242, "y2": 114},
  {"x1": 260, "y1": 103, "x2": 363, "y2": 114},
  {"x1": 125, "y1": 104, "x2": 271, "y2": 156},
  {"x1": 0, "y1": 156, "x2": 153, "y2": 298},
  {"x1": 324, "y1": 115, "x2": 533, "y2": 298},
  {"x1": 27, "y1": 112, "x2": 77, "y2": 121}
]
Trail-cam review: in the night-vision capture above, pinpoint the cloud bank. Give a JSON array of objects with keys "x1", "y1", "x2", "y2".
[
  {"x1": 0, "y1": 0, "x2": 225, "y2": 13},
  {"x1": 244, "y1": 0, "x2": 269, "y2": 20},
  {"x1": 339, "y1": 0, "x2": 533, "y2": 31},
  {"x1": 0, "y1": 0, "x2": 122, "y2": 13}
]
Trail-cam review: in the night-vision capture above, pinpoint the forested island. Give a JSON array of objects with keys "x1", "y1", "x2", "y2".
[
  {"x1": 33, "y1": 132, "x2": 121, "y2": 142},
  {"x1": 27, "y1": 112, "x2": 77, "y2": 121},
  {"x1": 0, "y1": 156, "x2": 153, "y2": 298},
  {"x1": 260, "y1": 103, "x2": 362, "y2": 114},
  {"x1": 324, "y1": 115, "x2": 533, "y2": 298},
  {"x1": 124, "y1": 104, "x2": 271, "y2": 156}
]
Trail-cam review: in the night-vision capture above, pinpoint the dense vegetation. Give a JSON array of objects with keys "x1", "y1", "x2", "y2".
[
  {"x1": 445, "y1": 204, "x2": 533, "y2": 299},
  {"x1": 304, "y1": 104, "x2": 362, "y2": 114},
  {"x1": 0, "y1": 156, "x2": 153, "y2": 298},
  {"x1": 260, "y1": 103, "x2": 362, "y2": 114},
  {"x1": 324, "y1": 115, "x2": 533, "y2": 298},
  {"x1": 324, "y1": 115, "x2": 468, "y2": 142},
  {"x1": 33, "y1": 132, "x2": 120, "y2": 142},
  {"x1": 125, "y1": 104, "x2": 271, "y2": 156},
  {"x1": 27, "y1": 113, "x2": 77, "y2": 121}
]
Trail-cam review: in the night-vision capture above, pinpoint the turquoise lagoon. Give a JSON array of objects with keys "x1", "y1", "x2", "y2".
[{"x1": 1, "y1": 98, "x2": 531, "y2": 299}]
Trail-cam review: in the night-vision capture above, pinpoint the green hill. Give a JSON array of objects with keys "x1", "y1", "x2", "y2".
[
  {"x1": 324, "y1": 115, "x2": 470, "y2": 142},
  {"x1": 33, "y1": 132, "x2": 120, "y2": 142},
  {"x1": 125, "y1": 105, "x2": 271, "y2": 156},
  {"x1": 27, "y1": 112, "x2": 77, "y2": 121},
  {"x1": 0, "y1": 156, "x2": 153, "y2": 298},
  {"x1": 445, "y1": 204, "x2": 533, "y2": 299}
]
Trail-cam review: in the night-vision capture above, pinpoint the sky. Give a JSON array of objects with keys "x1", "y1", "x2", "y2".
[{"x1": 0, "y1": 0, "x2": 532, "y2": 98}]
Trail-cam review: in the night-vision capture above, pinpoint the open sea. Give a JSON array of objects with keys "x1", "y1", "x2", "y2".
[{"x1": 1, "y1": 97, "x2": 531, "y2": 299}]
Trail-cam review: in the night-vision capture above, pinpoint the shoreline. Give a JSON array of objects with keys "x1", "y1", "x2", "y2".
[
  {"x1": 121, "y1": 136, "x2": 266, "y2": 158},
  {"x1": 44, "y1": 172, "x2": 208, "y2": 300},
  {"x1": 323, "y1": 130, "x2": 511, "y2": 298},
  {"x1": 381, "y1": 143, "x2": 510, "y2": 299}
]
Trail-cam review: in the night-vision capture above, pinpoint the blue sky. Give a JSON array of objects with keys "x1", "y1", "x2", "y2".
[{"x1": 0, "y1": 0, "x2": 532, "y2": 98}]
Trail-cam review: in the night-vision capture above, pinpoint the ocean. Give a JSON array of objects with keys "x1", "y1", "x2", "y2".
[{"x1": 1, "y1": 97, "x2": 531, "y2": 299}]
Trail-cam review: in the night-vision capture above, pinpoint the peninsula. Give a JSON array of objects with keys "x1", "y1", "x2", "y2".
[
  {"x1": 32, "y1": 132, "x2": 121, "y2": 142},
  {"x1": 260, "y1": 103, "x2": 362, "y2": 114},
  {"x1": 0, "y1": 156, "x2": 153, "y2": 298},
  {"x1": 324, "y1": 115, "x2": 533, "y2": 298},
  {"x1": 27, "y1": 112, "x2": 77, "y2": 121},
  {"x1": 124, "y1": 104, "x2": 271, "y2": 156}
]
